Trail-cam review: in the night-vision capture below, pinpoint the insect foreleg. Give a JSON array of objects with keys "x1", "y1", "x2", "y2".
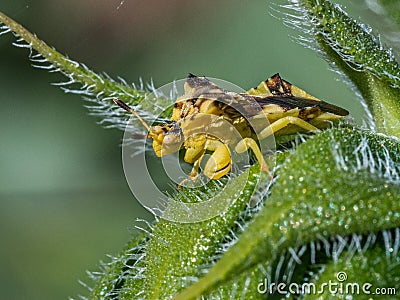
[
  {"x1": 258, "y1": 116, "x2": 320, "y2": 140},
  {"x1": 183, "y1": 134, "x2": 207, "y2": 163},
  {"x1": 177, "y1": 152, "x2": 205, "y2": 190},
  {"x1": 203, "y1": 143, "x2": 232, "y2": 180},
  {"x1": 178, "y1": 141, "x2": 231, "y2": 188}
]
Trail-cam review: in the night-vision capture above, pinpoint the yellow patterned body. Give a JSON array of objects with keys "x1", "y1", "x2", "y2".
[{"x1": 116, "y1": 73, "x2": 349, "y2": 181}]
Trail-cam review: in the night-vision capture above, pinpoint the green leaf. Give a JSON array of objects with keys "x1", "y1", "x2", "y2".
[
  {"x1": 0, "y1": 11, "x2": 167, "y2": 131},
  {"x1": 302, "y1": 230, "x2": 400, "y2": 299},
  {"x1": 89, "y1": 232, "x2": 148, "y2": 298},
  {"x1": 175, "y1": 126, "x2": 400, "y2": 299},
  {"x1": 282, "y1": 0, "x2": 400, "y2": 138},
  {"x1": 128, "y1": 169, "x2": 268, "y2": 299},
  {"x1": 87, "y1": 164, "x2": 272, "y2": 299}
]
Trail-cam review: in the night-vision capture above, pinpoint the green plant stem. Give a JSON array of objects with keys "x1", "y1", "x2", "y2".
[
  {"x1": 302, "y1": 233, "x2": 400, "y2": 299},
  {"x1": 318, "y1": 37, "x2": 400, "y2": 138},
  {"x1": 292, "y1": 0, "x2": 400, "y2": 138},
  {"x1": 0, "y1": 11, "x2": 146, "y2": 104}
]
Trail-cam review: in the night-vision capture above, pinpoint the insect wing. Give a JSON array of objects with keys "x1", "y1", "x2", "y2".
[
  {"x1": 254, "y1": 96, "x2": 349, "y2": 116},
  {"x1": 247, "y1": 73, "x2": 349, "y2": 116}
]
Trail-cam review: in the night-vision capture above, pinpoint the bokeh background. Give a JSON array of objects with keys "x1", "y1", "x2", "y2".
[{"x1": 0, "y1": 1, "x2": 386, "y2": 299}]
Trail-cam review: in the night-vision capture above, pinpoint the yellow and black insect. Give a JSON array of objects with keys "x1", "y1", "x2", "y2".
[{"x1": 114, "y1": 73, "x2": 349, "y2": 181}]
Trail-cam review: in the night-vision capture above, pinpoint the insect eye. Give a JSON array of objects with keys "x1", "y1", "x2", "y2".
[
  {"x1": 151, "y1": 125, "x2": 162, "y2": 134},
  {"x1": 163, "y1": 134, "x2": 182, "y2": 145}
]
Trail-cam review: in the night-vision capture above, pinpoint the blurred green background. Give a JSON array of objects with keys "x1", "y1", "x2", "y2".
[{"x1": 0, "y1": 1, "x2": 381, "y2": 299}]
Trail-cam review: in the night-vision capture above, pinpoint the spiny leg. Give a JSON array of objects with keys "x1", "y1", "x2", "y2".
[
  {"x1": 189, "y1": 155, "x2": 203, "y2": 179},
  {"x1": 178, "y1": 155, "x2": 204, "y2": 190},
  {"x1": 236, "y1": 117, "x2": 320, "y2": 176},
  {"x1": 235, "y1": 137, "x2": 270, "y2": 174}
]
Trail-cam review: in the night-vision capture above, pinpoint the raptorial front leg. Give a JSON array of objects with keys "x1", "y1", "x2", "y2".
[
  {"x1": 179, "y1": 142, "x2": 232, "y2": 187},
  {"x1": 203, "y1": 143, "x2": 232, "y2": 180}
]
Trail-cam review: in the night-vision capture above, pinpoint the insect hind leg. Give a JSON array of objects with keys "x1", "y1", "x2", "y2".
[{"x1": 258, "y1": 116, "x2": 320, "y2": 140}]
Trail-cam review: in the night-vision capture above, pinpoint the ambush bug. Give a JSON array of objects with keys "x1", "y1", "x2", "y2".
[{"x1": 114, "y1": 73, "x2": 349, "y2": 182}]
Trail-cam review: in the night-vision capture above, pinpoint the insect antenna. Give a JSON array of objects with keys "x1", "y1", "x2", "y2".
[{"x1": 113, "y1": 98, "x2": 151, "y2": 132}]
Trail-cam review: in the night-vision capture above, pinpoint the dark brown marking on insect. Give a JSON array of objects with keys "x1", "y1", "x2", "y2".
[
  {"x1": 215, "y1": 161, "x2": 231, "y2": 173},
  {"x1": 192, "y1": 97, "x2": 207, "y2": 109},
  {"x1": 266, "y1": 73, "x2": 293, "y2": 96},
  {"x1": 298, "y1": 106, "x2": 321, "y2": 120},
  {"x1": 166, "y1": 122, "x2": 182, "y2": 135},
  {"x1": 254, "y1": 95, "x2": 294, "y2": 110},
  {"x1": 266, "y1": 73, "x2": 284, "y2": 95},
  {"x1": 281, "y1": 79, "x2": 293, "y2": 95},
  {"x1": 255, "y1": 96, "x2": 349, "y2": 116},
  {"x1": 185, "y1": 74, "x2": 228, "y2": 98},
  {"x1": 186, "y1": 73, "x2": 210, "y2": 89}
]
